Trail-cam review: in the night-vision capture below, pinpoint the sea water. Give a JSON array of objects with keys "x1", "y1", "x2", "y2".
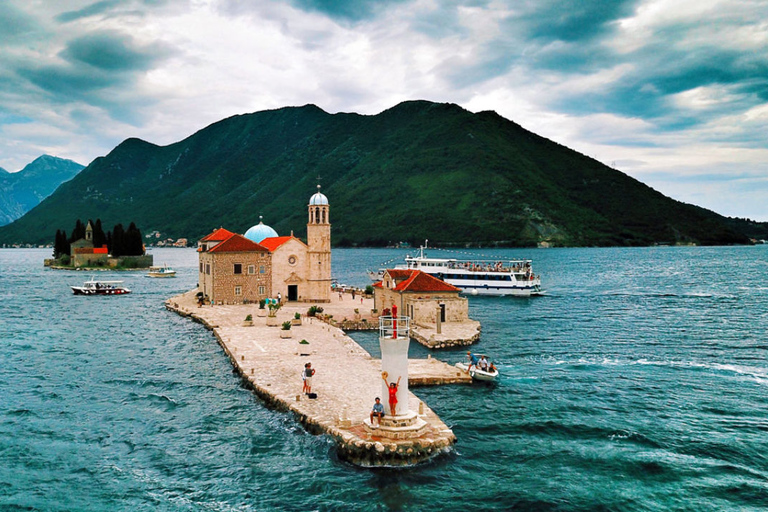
[{"x1": 1, "y1": 245, "x2": 767, "y2": 511}]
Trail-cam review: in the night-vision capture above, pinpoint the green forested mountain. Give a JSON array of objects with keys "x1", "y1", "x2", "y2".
[
  {"x1": 0, "y1": 101, "x2": 763, "y2": 247},
  {"x1": 0, "y1": 155, "x2": 84, "y2": 226}
]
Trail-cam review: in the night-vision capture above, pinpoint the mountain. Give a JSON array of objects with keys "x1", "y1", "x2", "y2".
[
  {"x1": 0, "y1": 101, "x2": 764, "y2": 247},
  {"x1": 0, "y1": 155, "x2": 84, "y2": 226}
]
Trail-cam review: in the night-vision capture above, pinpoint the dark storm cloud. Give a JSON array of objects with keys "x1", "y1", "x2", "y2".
[
  {"x1": 287, "y1": 0, "x2": 409, "y2": 21},
  {"x1": 0, "y1": 3, "x2": 38, "y2": 42},
  {"x1": 61, "y1": 32, "x2": 166, "y2": 72},
  {"x1": 55, "y1": 0, "x2": 123, "y2": 22},
  {"x1": 55, "y1": 0, "x2": 175, "y2": 23},
  {"x1": 518, "y1": 0, "x2": 638, "y2": 43},
  {"x1": 15, "y1": 31, "x2": 172, "y2": 96}
]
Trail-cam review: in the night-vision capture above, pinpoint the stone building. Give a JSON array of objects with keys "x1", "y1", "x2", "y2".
[
  {"x1": 70, "y1": 221, "x2": 109, "y2": 267},
  {"x1": 373, "y1": 269, "x2": 471, "y2": 326},
  {"x1": 197, "y1": 187, "x2": 332, "y2": 304},
  {"x1": 197, "y1": 228, "x2": 271, "y2": 304}
]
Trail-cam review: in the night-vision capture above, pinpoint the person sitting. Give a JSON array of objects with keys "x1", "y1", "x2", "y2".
[
  {"x1": 479, "y1": 355, "x2": 489, "y2": 371},
  {"x1": 370, "y1": 397, "x2": 385, "y2": 426}
]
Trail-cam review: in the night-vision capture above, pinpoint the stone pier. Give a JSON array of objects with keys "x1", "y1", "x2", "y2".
[{"x1": 166, "y1": 289, "x2": 469, "y2": 466}]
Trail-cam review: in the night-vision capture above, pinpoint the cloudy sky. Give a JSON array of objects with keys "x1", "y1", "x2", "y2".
[{"x1": 1, "y1": 0, "x2": 767, "y2": 220}]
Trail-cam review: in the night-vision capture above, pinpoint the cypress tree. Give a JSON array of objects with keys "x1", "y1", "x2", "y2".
[
  {"x1": 125, "y1": 222, "x2": 144, "y2": 255},
  {"x1": 111, "y1": 223, "x2": 125, "y2": 257},
  {"x1": 92, "y1": 219, "x2": 106, "y2": 248},
  {"x1": 68, "y1": 219, "x2": 85, "y2": 243}
]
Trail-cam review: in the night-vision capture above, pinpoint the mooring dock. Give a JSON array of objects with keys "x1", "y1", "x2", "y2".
[{"x1": 166, "y1": 290, "x2": 470, "y2": 466}]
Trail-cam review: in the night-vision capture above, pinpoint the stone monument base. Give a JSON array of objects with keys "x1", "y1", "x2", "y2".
[{"x1": 363, "y1": 410, "x2": 429, "y2": 440}]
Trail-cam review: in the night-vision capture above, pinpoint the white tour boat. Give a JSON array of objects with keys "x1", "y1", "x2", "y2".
[
  {"x1": 146, "y1": 264, "x2": 176, "y2": 278},
  {"x1": 455, "y1": 362, "x2": 499, "y2": 382},
  {"x1": 71, "y1": 277, "x2": 131, "y2": 295},
  {"x1": 397, "y1": 244, "x2": 543, "y2": 297}
]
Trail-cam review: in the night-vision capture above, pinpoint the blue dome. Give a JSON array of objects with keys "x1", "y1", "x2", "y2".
[
  {"x1": 244, "y1": 220, "x2": 278, "y2": 244},
  {"x1": 309, "y1": 185, "x2": 329, "y2": 205}
]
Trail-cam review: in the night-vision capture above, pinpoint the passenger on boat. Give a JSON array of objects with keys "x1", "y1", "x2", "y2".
[
  {"x1": 479, "y1": 355, "x2": 489, "y2": 371},
  {"x1": 467, "y1": 351, "x2": 480, "y2": 371}
]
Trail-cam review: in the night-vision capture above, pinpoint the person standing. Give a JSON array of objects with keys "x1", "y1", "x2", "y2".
[
  {"x1": 303, "y1": 362, "x2": 315, "y2": 394},
  {"x1": 381, "y1": 372, "x2": 401, "y2": 417}
]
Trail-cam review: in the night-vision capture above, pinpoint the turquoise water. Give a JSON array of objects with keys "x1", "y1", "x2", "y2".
[{"x1": 2, "y1": 246, "x2": 768, "y2": 511}]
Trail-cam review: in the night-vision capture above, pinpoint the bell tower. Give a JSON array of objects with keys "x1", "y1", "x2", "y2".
[{"x1": 306, "y1": 185, "x2": 331, "y2": 302}]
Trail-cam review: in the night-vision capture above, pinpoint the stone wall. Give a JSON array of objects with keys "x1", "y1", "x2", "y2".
[{"x1": 199, "y1": 251, "x2": 271, "y2": 304}]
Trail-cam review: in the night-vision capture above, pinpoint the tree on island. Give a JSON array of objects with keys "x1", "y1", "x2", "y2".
[
  {"x1": 109, "y1": 222, "x2": 144, "y2": 257},
  {"x1": 53, "y1": 219, "x2": 145, "y2": 258},
  {"x1": 53, "y1": 229, "x2": 70, "y2": 258},
  {"x1": 68, "y1": 219, "x2": 86, "y2": 244}
]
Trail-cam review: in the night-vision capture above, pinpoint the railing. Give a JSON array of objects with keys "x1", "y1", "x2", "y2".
[{"x1": 379, "y1": 315, "x2": 410, "y2": 339}]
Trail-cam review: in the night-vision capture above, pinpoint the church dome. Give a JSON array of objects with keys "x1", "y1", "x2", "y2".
[
  {"x1": 244, "y1": 218, "x2": 278, "y2": 244},
  {"x1": 309, "y1": 185, "x2": 329, "y2": 205}
]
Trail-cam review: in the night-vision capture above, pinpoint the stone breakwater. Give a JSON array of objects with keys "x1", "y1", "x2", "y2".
[{"x1": 166, "y1": 290, "x2": 468, "y2": 466}]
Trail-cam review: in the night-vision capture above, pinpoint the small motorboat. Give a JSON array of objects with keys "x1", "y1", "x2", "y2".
[
  {"x1": 456, "y1": 361, "x2": 499, "y2": 382},
  {"x1": 146, "y1": 264, "x2": 176, "y2": 278},
  {"x1": 71, "y1": 277, "x2": 131, "y2": 295}
]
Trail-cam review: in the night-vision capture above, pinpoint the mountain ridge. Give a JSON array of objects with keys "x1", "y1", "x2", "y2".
[
  {"x1": 0, "y1": 155, "x2": 84, "y2": 226},
  {"x1": 0, "y1": 101, "x2": 765, "y2": 246}
]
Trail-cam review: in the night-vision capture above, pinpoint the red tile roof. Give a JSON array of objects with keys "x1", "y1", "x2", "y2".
[
  {"x1": 208, "y1": 233, "x2": 268, "y2": 253},
  {"x1": 384, "y1": 269, "x2": 460, "y2": 293},
  {"x1": 259, "y1": 236, "x2": 295, "y2": 252},
  {"x1": 200, "y1": 228, "x2": 237, "y2": 242}
]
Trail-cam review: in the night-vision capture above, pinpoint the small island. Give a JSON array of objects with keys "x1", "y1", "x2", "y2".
[{"x1": 44, "y1": 218, "x2": 153, "y2": 269}]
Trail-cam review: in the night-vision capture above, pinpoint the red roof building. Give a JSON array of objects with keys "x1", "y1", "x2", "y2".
[{"x1": 374, "y1": 269, "x2": 470, "y2": 328}]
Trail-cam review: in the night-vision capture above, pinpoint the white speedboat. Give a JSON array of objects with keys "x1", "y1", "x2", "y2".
[
  {"x1": 146, "y1": 264, "x2": 176, "y2": 278},
  {"x1": 71, "y1": 278, "x2": 131, "y2": 295},
  {"x1": 398, "y1": 243, "x2": 543, "y2": 297},
  {"x1": 455, "y1": 362, "x2": 498, "y2": 382}
]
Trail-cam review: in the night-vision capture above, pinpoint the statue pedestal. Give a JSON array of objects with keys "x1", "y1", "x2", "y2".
[{"x1": 363, "y1": 410, "x2": 429, "y2": 440}]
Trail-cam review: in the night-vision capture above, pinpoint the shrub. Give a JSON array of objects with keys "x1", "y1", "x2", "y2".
[
  {"x1": 281, "y1": 321, "x2": 292, "y2": 330},
  {"x1": 245, "y1": 314, "x2": 252, "y2": 321},
  {"x1": 365, "y1": 285, "x2": 374, "y2": 295},
  {"x1": 294, "y1": 312, "x2": 301, "y2": 320},
  {"x1": 259, "y1": 299, "x2": 266, "y2": 309}
]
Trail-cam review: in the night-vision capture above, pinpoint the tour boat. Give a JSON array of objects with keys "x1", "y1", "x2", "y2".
[
  {"x1": 146, "y1": 264, "x2": 176, "y2": 278},
  {"x1": 455, "y1": 362, "x2": 499, "y2": 382},
  {"x1": 397, "y1": 244, "x2": 543, "y2": 297},
  {"x1": 71, "y1": 277, "x2": 131, "y2": 295}
]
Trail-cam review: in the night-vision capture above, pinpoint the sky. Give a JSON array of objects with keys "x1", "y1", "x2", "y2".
[{"x1": 1, "y1": 1, "x2": 767, "y2": 221}]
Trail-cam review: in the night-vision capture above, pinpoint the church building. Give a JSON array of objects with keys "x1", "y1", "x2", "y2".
[{"x1": 197, "y1": 187, "x2": 332, "y2": 304}]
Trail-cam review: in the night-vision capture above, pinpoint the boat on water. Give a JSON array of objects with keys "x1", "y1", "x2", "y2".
[
  {"x1": 396, "y1": 244, "x2": 543, "y2": 297},
  {"x1": 71, "y1": 278, "x2": 131, "y2": 295},
  {"x1": 146, "y1": 264, "x2": 176, "y2": 278},
  {"x1": 455, "y1": 362, "x2": 499, "y2": 382}
]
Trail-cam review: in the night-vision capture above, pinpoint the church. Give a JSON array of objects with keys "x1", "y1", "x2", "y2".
[{"x1": 197, "y1": 186, "x2": 332, "y2": 305}]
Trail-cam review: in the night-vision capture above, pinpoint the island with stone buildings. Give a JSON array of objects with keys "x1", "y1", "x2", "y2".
[{"x1": 166, "y1": 186, "x2": 483, "y2": 466}]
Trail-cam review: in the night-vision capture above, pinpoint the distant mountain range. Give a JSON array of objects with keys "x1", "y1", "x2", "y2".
[
  {"x1": 0, "y1": 155, "x2": 84, "y2": 226},
  {"x1": 0, "y1": 101, "x2": 765, "y2": 246}
]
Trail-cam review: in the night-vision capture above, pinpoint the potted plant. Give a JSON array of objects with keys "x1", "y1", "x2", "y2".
[
  {"x1": 257, "y1": 299, "x2": 267, "y2": 317},
  {"x1": 371, "y1": 308, "x2": 379, "y2": 318},
  {"x1": 354, "y1": 308, "x2": 361, "y2": 321},
  {"x1": 266, "y1": 300, "x2": 281, "y2": 326},
  {"x1": 307, "y1": 305, "x2": 324, "y2": 317},
  {"x1": 292, "y1": 312, "x2": 302, "y2": 326},
  {"x1": 243, "y1": 314, "x2": 253, "y2": 327},
  {"x1": 280, "y1": 320, "x2": 292, "y2": 338}
]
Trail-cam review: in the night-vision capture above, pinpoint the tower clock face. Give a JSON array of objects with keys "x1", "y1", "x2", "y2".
[{"x1": 288, "y1": 255, "x2": 297, "y2": 265}]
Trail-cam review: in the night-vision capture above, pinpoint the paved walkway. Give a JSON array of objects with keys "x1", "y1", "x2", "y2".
[{"x1": 166, "y1": 289, "x2": 469, "y2": 466}]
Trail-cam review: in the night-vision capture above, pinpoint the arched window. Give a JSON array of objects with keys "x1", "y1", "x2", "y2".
[{"x1": 321, "y1": 208, "x2": 326, "y2": 224}]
